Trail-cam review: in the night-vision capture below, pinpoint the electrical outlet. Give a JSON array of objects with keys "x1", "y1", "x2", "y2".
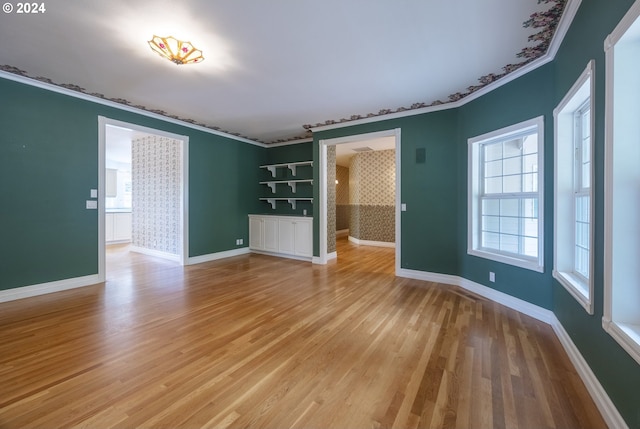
[{"x1": 489, "y1": 272, "x2": 495, "y2": 282}]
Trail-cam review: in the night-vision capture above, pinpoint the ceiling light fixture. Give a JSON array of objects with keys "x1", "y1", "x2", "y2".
[{"x1": 148, "y1": 35, "x2": 204, "y2": 65}]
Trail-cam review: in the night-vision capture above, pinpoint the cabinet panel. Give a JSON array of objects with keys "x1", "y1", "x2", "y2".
[
  {"x1": 294, "y1": 219, "x2": 312, "y2": 257},
  {"x1": 278, "y1": 219, "x2": 295, "y2": 254},
  {"x1": 264, "y1": 217, "x2": 279, "y2": 252},
  {"x1": 113, "y1": 213, "x2": 132, "y2": 241},
  {"x1": 105, "y1": 213, "x2": 115, "y2": 242},
  {"x1": 249, "y1": 217, "x2": 264, "y2": 250}
]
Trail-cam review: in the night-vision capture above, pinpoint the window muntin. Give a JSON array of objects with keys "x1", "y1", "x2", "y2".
[
  {"x1": 574, "y1": 102, "x2": 591, "y2": 282},
  {"x1": 468, "y1": 117, "x2": 544, "y2": 272}
]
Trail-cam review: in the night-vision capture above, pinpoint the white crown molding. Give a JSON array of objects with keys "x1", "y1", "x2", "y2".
[
  {"x1": 266, "y1": 138, "x2": 313, "y2": 147},
  {"x1": 0, "y1": 70, "x2": 267, "y2": 148},
  {"x1": 311, "y1": 0, "x2": 582, "y2": 135}
]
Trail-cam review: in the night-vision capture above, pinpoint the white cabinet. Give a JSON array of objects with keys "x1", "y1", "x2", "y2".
[
  {"x1": 106, "y1": 212, "x2": 132, "y2": 243},
  {"x1": 248, "y1": 215, "x2": 312, "y2": 260}
]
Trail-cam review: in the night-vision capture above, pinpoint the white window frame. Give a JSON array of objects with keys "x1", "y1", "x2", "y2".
[
  {"x1": 553, "y1": 60, "x2": 595, "y2": 314},
  {"x1": 468, "y1": 116, "x2": 545, "y2": 272},
  {"x1": 603, "y1": 0, "x2": 640, "y2": 365}
]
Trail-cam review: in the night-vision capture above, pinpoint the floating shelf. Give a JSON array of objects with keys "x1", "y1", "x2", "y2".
[
  {"x1": 260, "y1": 161, "x2": 313, "y2": 177},
  {"x1": 259, "y1": 179, "x2": 313, "y2": 193},
  {"x1": 259, "y1": 198, "x2": 313, "y2": 209}
]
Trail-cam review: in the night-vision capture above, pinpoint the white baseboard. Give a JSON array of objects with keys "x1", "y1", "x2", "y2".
[
  {"x1": 396, "y1": 267, "x2": 626, "y2": 429},
  {"x1": 130, "y1": 246, "x2": 181, "y2": 262},
  {"x1": 187, "y1": 247, "x2": 250, "y2": 265},
  {"x1": 348, "y1": 236, "x2": 395, "y2": 248},
  {"x1": 551, "y1": 320, "x2": 628, "y2": 429},
  {"x1": 0, "y1": 274, "x2": 102, "y2": 303},
  {"x1": 249, "y1": 249, "x2": 312, "y2": 262},
  {"x1": 327, "y1": 251, "x2": 337, "y2": 261}
]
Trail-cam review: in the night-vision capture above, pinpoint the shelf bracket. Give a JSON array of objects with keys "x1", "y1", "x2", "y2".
[
  {"x1": 266, "y1": 182, "x2": 276, "y2": 193},
  {"x1": 287, "y1": 181, "x2": 297, "y2": 193},
  {"x1": 267, "y1": 166, "x2": 277, "y2": 177},
  {"x1": 288, "y1": 164, "x2": 297, "y2": 176},
  {"x1": 287, "y1": 198, "x2": 297, "y2": 209},
  {"x1": 266, "y1": 198, "x2": 276, "y2": 209}
]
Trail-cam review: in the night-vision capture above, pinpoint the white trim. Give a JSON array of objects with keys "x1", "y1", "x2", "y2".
[
  {"x1": 249, "y1": 249, "x2": 312, "y2": 262},
  {"x1": 326, "y1": 251, "x2": 337, "y2": 261},
  {"x1": 553, "y1": 320, "x2": 629, "y2": 429},
  {"x1": 318, "y1": 129, "x2": 401, "y2": 273},
  {"x1": 467, "y1": 116, "x2": 545, "y2": 273},
  {"x1": 397, "y1": 266, "x2": 627, "y2": 429},
  {"x1": 0, "y1": 275, "x2": 102, "y2": 303},
  {"x1": 98, "y1": 117, "x2": 190, "y2": 281},
  {"x1": 552, "y1": 60, "x2": 595, "y2": 315},
  {"x1": 348, "y1": 236, "x2": 396, "y2": 248},
  {"x1": 266, "y1": 138, "x2": 313, "y2": 148},
  {"x1": 310, "y1": 0, "x2": 581, "y2": 135},
  {"x1": 0, "y1": 71, "x2": 265, "y2": 148},
  {"x1": 187, "y1": 247, "x2": 251, "y2": 265},
  {"x1": 129, "y1": 246, "x2": 181, "y2": 263}
]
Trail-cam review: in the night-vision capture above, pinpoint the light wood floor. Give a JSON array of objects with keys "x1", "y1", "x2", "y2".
[{"x1": 0, "y1": 238, "x2": 606, "y2": 428}]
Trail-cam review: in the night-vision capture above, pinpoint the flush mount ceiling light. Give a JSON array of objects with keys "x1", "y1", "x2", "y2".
[{"x1": 147, "y1": 35, "x2": 204, "y2": 65}]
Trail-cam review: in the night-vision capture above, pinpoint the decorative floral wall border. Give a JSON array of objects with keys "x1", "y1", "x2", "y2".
[
  {"x1": 300, "y1": 0, "x2": 567, "y2": 134},
  {"x1": 0, "y1": 0, "x2": 565, "y2": 145}
]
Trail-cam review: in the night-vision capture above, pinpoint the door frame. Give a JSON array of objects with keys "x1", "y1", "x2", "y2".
[
  {"x1": 98, "y1": 116, "x2": 189, "y2": 282},
  {"x1": 318, "y1": 128, "x2": 401, "y2": 274}
]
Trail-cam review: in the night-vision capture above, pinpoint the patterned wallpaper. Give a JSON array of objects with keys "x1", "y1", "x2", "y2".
[
  {"x1": 336, "y1": 165, "x2": 350, "y2": 231},
  {"x1": 327, "y1": 146, "x2": 336, "y2": 254},
  {"x1": 349, "y1": 150, "x2": 396, "y2": 205},
  {"x1": 349, "y1": 149, "x2": 396, "y2": 243},
  {"x1": 132, "y1": 135, "x2": 182, "y2": 255}
]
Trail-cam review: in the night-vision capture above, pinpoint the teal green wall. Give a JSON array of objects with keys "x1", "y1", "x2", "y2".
[
  {"x1": 0, "y1": 77, "x2": 265, "y2": 291},
  {"x1": 551, "y1": 0, "x2": 640, "y2": 427},
  {"x1": 313, "y1": 110, "x2": 459, "y2": 274},
  {"x1": 308, "y1": 1, "x2": 640, "y2": 426}
]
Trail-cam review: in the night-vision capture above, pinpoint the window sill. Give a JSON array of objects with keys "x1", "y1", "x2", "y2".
[
  {"x1": 603, "y1": 319, "x2": 640, "y2": 366},
  {"x1": 553, "y1": 270, "x2": 593, "y2": 314},
  {"x1": 468, "y1": 248, "x2": 543, "y2": 273}
]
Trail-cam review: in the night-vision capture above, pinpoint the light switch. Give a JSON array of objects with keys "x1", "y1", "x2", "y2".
[
  {"x1": 86, "y1": 200, "x2": 98, "y2": 209},
  {"x1": 401, "y1": 203, "x2": 407, "y2": 212},
  {"x1": 90, "y1": 189, "x2": 98, "y2": 198}
]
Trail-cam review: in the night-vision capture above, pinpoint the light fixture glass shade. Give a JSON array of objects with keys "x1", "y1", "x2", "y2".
[{"x1": 148, "y1": 35, "x2": 204, "y2": 65}]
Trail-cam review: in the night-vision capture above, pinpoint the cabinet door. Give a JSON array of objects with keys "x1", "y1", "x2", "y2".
[
  {"x1": 113, "y1": 213, "x2": 132, "y2": 241},
  {"x1": 264, "y1": 217, "x2": 279, "y2": 252},
  {"x1": 249, "y1": 217, "x2": 264, "y2": 250},
  {"x1": 294, "y1": 219, "x2": 312, "y2": 257},
  {"x1": 277, "y1": 219, "x2": 295, "y2": 255},
  {"x1": 105, "y1": 213, "x2": 114, "y2": 242}
]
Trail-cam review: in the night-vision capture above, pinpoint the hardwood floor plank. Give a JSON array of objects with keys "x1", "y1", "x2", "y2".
[{"x1": 0, "y1": 239, "x2": 607, "y2": 428}]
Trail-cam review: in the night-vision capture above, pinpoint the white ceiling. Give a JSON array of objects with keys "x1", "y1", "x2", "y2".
[{"x1": 0, "y1": 0, "x2": 553, "y2": 144}]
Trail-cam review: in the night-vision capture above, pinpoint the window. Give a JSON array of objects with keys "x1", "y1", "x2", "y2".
[
  {"x1": 468, "y1": 117, "x2": 544, "y2": 272},
  {"x1": 604, "y1": 0, "x2": 640, "y2": 365},
  {"x1": 553, "y1": 61, "x2": 594, "y2": 314}
]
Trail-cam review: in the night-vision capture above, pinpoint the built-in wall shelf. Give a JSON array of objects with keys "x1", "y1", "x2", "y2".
[
  {"x1": 260, "y1": 179, "x2": 313, "y2": 193},
  {"x1": 259, "y1": 198, "x2": 313, "y2": 209},
  {"x1": 260, "y1": 161, "x2": 312, "y2": 178}
]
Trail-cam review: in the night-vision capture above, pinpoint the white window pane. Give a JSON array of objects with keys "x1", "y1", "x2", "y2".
[
  {"x1": 504, "y1": 139, "x2": 522, "y2": 157},
  {"x1": 485, "y1": 177, "x2": 502, "y2": 193},
  {"x1": 523, "y1": 218, "x2": 538, "y2": 237},
  {"x1": 581, "y1": 110, "x2": 590, "y2": 139},
  {"x1": 576, "y1": 196, "x2": 589, "y2": 222},
  {"x1": 483, "y1": 232, "x2": 500, "y2": 250},
  {"x1": 523, "y1": 134, "x2": 538, "y2": 154},
  {"x1": 483, "y1": 215, "x2": 500, "y2": 233},
  {"x1": 500, "y1": 234, "x2": 519, "y2": 253},
  {"x1": 503, "y1": 175, "x2": 522, "y2": 193},
  {"x1": 500, "y1": 217, "x2": 519, "y2": 235},
  {"x1": 582, "y1": 161, "x2": 591, "y2": 188},
  {"x1": 484, "y1": 143, "x2": 502, "y2": 161},
  {"x1": 483, "y1": 199, "x2": 500, "y2": 215},
  {"x1": 500, "y1": 199, "x2": 519, "y2": 217},
  {"x1": 523, "y1": 198, "x2": 538, "y2": 218},
  {"x1": 524, "y1": 237, "x2": 538, "y2": 258},
  {"x1": 485, "y1": 160, "x2": 502, "y2": 177},
  {"x1": 523, "y1": 154, "x2": 538, "y2": 174},
  {"x1": 523, "y1": 173, "x2": 537, "y2": 192},
  {"x1": 503, "y1": 157, "x2": 522, "y2": 175}
]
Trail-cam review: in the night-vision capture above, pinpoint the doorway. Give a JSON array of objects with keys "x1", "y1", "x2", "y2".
[
  {"x1": 318, "y1": 128, "x2": 401, "y2": 274},
  {"x1": 97, "y1": 117, "x2": 189, "y2": 283}
]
